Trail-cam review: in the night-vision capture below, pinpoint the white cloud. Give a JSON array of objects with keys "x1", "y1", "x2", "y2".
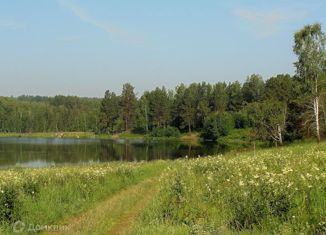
[
  {"x1": 57, "y1": 0, "x2": 143, "y2": 44},
  {"x1": 234, "y1": 8, "x2": 307, "y2": 38},
  {"x1": 0, "y1": 20, "x2": 23, "y2": 29}
]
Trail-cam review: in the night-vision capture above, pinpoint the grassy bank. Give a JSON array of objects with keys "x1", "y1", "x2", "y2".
[
  {"x1": 0, "y1": 161, "x2": 168, "y2": 234},
  {"x1": 131, "y1": 142, "x2": 326, "y2": 234},
  {"x1": 0, "y1": 132, "x2": 98, "y2": 139},
  {"x1": 0, "y1": 131, "x2": 202, "y2": 144}
]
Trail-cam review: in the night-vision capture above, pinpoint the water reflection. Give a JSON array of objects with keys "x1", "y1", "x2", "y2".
[{"x1": 0, "y1": 137, "x2": 226, "y2": 168}]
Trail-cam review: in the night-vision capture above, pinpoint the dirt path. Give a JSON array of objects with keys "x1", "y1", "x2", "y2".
[
  {"x1": 107, "y1": 184, "x2": 158, "y2": 235},
  {"x1": 47, "y1": 178, "x2": 158, "y2": 235}
]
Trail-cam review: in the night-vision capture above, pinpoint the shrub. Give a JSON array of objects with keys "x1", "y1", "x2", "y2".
[
  {"x1": 0, "y1": 186, "x2": 21, "y2": 223},
  {"x1": 150, "y1": 127, "x2": 181, "y2": 138},
  {"x1": 201, "y1": 116, "x2": 219, "y2": 141},
  {"x1": 216, "y1": 112, "x2": 234, "y2": 136},
  {"x1": 232, "y1": 112, "x2": 248, "y2": 129},
  {"x1": 202, "y1": 113, "x2": 235, "y2": 141}
]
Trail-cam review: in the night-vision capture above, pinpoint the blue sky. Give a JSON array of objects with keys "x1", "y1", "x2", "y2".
[{"x1": 0, "y1": 0, "x2": 326, "y2": 97}]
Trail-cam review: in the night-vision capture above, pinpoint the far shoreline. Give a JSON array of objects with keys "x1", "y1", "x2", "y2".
[{"x1": 0, "y1": 131, "x2": 201, "y2": 144}]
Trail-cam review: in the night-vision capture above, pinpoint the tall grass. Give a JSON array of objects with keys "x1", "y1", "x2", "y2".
[
  {"x1": 131, "y1": 142, "x2": 326, "y2": 234},
  {"x1": 0, "y1": 161, "x2": 167, "y2": 234}
]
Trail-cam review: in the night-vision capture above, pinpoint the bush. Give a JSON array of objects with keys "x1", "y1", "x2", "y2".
[
  {"x1": 201, "y1": 113, "x2": 235, "y2": 141},
  {"x1": 232, "y1": 112, "x2": 248, "y2": 129},
  {"x1": 0, "y1": 186, "x2": 21, "y2": 223},
  {"x1": 216, "y1": 112, "x2": 234, "y2": 136},
  {"x1": 201, "y1": 116, "x2": 219, "y2": 141},
  {"x1": 150, "y1": 127, "x2": 181, "y2": 138}
]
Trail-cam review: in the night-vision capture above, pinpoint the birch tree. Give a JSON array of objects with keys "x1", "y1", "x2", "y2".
[{"x1": 293, "y1": 23, "x2": 326, "y2": 144}]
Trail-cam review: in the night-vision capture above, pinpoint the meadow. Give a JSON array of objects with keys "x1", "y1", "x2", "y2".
[
  {"x1": 0, "y1": 161, "x2": 168, "y2": 234},
  {"x1": 131, "y1": 142, "x2": 326, "y2": 234},
  {"x1": 0, "y1": 141, "x2": 325, "y2": 234}
]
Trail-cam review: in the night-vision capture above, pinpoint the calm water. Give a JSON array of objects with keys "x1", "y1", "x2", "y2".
[{"x1": 0, "y1": 137, "x2": 226, "y2": 168}]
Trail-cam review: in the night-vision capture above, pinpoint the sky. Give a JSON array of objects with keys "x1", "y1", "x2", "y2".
[{"x1": 0, "y1": 0, "x2": 326, "y2": 98}]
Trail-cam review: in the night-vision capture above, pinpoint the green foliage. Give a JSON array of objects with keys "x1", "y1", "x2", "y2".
[
  {"x1": 121, "y1": 83, "x2": 137, "y2": 131},
  {"x1": 217, "y1": 128, "x2": 253, "y2": 149},
  {"x1": 0, "y1": 96, "x2": 100, "y2": 133},
  {"x1": 242, "y1": 74, "x2": 265, "y2": 103},
  {"x1": 227, "y1": 81, "x2": 243, "y2": 112},
  {"x1": 216, "y1": 112, "x2": 234, "y2": 136},
  {"x1": 201, "y1": 116, "x2": 219, "y2": 141},
  {"x1": 150, "y1": 127, "x2": 181, "y2": 138},
  {"x1": 265, "y1": 74, "x2": 297, "y2": 103},
  {"x1": 245, "y1": 101, "x2": 286, "y2": 145},
  {"x1": 0, "y1": 161, "x2": 168, "y2": 233},
  {"x1": 201, "y1": 113, "x2": 235, "y2": 141},
  {"x1": 133, "y1": 95, "x2": 150, "y2": 134},
  {"x1": 210, "y1": 82, "x2": 228, "y2": 112},
  {"x1": 294, "y1": 23, "x2": 326, "y2": 91},
  {"x1": 147, "y1": 87, "x2": 172, "y2": 129},
  {"x1": 0, "y1": 186, "x2": 21, "y2": 223},
  {"x1": 99, "y1": 90, "x2": 121, "y2": 134},
  {"x1": 232, "y1": 112, "x2": 248, "y2": 129},
  {"x1": 131, "y1": 142, "x2": 326, "y2": 234},
  {"x1": 179, "y1": 84, "x2": 197, "y2": 132}
]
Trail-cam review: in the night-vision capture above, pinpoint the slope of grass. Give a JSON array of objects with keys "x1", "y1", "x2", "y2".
[
  {"x1": 0, "y1": 161, "x2": 168, "y2": 234},
  {"x1": 48, "y1": 178, "x2": 158, "y2": 235},
  {"x1": 131, "y1": 142, "x2": 326, "y2": 234}
]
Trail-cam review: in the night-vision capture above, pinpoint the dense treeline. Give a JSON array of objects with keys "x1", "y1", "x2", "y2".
[
  {"x1": 1, "y1": 23, "x2": 325, "y2": 146},
  {"x1": 99, "y1": 23, "x2": 326, "y2": 145},
  {"x1": 0, "y1": 96, "x2": 100, "y2": 133},
  {"x1": 99, "y1": 74, "x2": 303, "y2": 143}
]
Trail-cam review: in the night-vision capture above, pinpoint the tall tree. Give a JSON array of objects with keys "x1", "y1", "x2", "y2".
[
  {"x1": 134, "y1": 93, "x2": 150, "y2": 133},
  {"x1": 226, "y1": 81, "x2": 243, "y2": 111},
  {"x1": 121, "y1": 83, "x2": 137, "y2": 131},
  {"x1": 194, "y1": 82, "x2": 211, "y2": 129},
  {"x1": 293, "y1": 23, "x2": 326, "y2": 144},
  {"x1": 172, "y1": 84, "x2": 187, "y2": 130},
  {"x1": 148, "y1": 87, "x2": 171, "y2": 128},
  {"x1": 99, "y1": 90, "x2": 120, "y2": 134},
  {"x1": 242, "y1": 74, "x2": 265, "y2": 103},
  {"x1": 210, "y1": 82, "x2": 228, "y2": 113},
  {"x1": 246, "y1": 101, "x2": 286, "y2": 146},
  {"x1": 180, "y1": 84, "x2": 197, "y2": 133},
  {"x1": 265, "y1": 74, "x2": 294, "y2": 103}
]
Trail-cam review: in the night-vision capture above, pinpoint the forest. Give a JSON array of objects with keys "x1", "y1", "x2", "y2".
[{"x1": 0, "y1": 23, "x2": 325, "y2": 146}]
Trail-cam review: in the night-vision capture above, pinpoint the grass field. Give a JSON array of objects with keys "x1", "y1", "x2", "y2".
[
  {"x1": 131, "y1": 142, "x2": 326, "y2": 234},
  {"x1": 0, "y1": 141, "x2": 325, "y2": 234},
  {"x1": 0, "y1": 161, "x2": 168, "y2": 234}
]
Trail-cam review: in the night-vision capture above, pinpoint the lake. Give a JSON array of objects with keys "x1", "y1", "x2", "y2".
[{"x1": 0, "y1": 137, "x2": 226, "y2": 168}]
